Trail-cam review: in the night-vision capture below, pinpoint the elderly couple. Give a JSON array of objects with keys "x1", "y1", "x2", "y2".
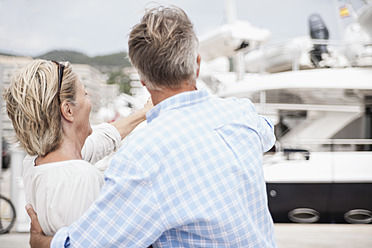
[{"x1": 5, "y1": 5, "x2": 277, "y2": 248}]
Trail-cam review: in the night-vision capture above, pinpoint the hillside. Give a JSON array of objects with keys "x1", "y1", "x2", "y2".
[
  {"x1": 0, "y1": 50, "x2": 133, "y2": 94},
  {"x1": 34, "y1": 50, "x2": 132, "y2": 72}
]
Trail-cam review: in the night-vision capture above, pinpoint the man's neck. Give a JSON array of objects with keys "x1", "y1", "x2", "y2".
[{"x1": 149, "y1": 82, "x2": 197, "y2": 105}]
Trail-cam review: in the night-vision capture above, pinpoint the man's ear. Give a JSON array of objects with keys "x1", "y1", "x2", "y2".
[
  {"x1": 60, "y1": 101, "x2": 74, "y2": 122},
  {"x1": 196, "y1": 54, "x2": 201, "y2": 78},
  {"x1": 140, "y1": 80, "x2": 146, "y2": 87}
]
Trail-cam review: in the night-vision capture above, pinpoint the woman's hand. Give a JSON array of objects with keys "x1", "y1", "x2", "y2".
[
  {"x1": 110, "y1": 97, "x2": 154, "y2": 140},
  {"x1": 143, "y1": 97, "x2": 154, "y2": 112}
]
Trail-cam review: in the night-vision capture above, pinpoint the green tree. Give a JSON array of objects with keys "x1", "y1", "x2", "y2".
[{"x1": 107, "y1": 71, "x2": 132, "y2": 95}]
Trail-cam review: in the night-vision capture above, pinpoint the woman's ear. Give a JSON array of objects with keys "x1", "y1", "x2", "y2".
[{"x1": 60, "y1": 101, "x2": 74, "y2": 122}]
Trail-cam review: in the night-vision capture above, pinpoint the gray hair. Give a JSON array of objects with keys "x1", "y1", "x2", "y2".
[
  {"x1": 4, "y1": 59, "x2": 77, "y2": 156},
  {"x1": 128, "y1": 5, "x2": 199, "y2": 90}
]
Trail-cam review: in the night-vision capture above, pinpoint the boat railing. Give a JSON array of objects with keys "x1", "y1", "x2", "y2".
[
  {"x1": 279, "y1": 139, "x2": 372, "y2": 152},
  {"x1": 246, "y1": 38, "x2": 372, "y2": 73}
]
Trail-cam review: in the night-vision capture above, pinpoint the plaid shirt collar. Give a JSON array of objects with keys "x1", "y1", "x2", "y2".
[{"x1": 146, "y1": 89, "x2": 210, "y2": 123}]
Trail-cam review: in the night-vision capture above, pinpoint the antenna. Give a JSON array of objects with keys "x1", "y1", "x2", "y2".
[{"x1": 224, "y1": 0, "x2": 237, "y2": 24}]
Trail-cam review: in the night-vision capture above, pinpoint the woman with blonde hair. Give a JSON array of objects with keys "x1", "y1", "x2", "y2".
[{"x1": 4, "y1": 59, "x2": 152, "y2": 235}]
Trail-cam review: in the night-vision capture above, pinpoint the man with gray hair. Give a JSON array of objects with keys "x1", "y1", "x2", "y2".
[{"x1": 27, "y1": 5, "x2": 277, "y2": 247}]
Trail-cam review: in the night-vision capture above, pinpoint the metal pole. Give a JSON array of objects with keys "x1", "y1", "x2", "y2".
[
  {"x1": 235, "y1": 51, "x2": 245, "y2": 81},
  {"x1": 10, "y1": 144, "x2": 28, "y2": 232},
  {"x1": 0, "y1": 63, "x2": 2, "y2": 184},
  {"x1": 260, "y1": 90, "x2": 266, "y2": 114},
  {"x1": 224, "y1": 0, "x2": 237, "y2": 24}
]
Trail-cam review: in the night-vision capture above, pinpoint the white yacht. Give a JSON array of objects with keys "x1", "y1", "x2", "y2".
[{"x1": 198, "y1": 0, "x2": 372, "y2": 224}]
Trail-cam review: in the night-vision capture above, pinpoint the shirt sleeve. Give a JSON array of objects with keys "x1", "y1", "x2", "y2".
[
  {"x1": 50, "y1": 150, "x2": 164, "y2": 247},
  {"x1": 257, "y1": 115, "x2": 276, "y2": 152},
  {"x1": 51, "y1": 227, "x2": 70, "y2": 247},
  {"x1": 244, "y1": 99, "x2": 276, "y2": 153},
  {"x1": 81, "y1": 123, "x2": 121, "y2": 165}
]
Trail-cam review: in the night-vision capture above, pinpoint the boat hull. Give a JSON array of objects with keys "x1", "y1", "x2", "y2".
[{"x1": 266, "y1": 182, "x2": 372, "y2": 224}]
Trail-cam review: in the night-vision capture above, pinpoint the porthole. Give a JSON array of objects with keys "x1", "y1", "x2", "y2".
[{"x1": 288, "y1": 208, "x2": 320, "y2": 223}]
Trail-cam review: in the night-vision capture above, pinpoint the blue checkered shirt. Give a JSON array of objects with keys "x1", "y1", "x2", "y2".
[{"x1": 52, "y1": 89, "x2": 277, "y2": 247}]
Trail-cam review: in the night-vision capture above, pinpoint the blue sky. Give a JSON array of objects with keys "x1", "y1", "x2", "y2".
[{"x1": 0, "y1": 0, "x2": 361, "y2": 57}]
